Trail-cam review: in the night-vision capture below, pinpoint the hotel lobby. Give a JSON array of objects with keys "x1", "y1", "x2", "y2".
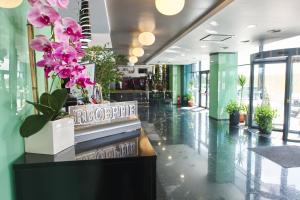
[{"x1": 1, "y1": 0, "x2": 300, "y2": 200}]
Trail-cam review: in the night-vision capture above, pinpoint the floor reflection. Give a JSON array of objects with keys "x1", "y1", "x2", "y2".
[{"x1": 139, "y1": 104, "x2": 300, "y2": 200}]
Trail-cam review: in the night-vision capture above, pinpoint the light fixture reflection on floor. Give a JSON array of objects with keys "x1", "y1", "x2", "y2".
[
  {"x1": 155, "y1": 0, "x2": 185, "y2": 16},
  {"x1": 138, "y1": 32, "x2": 155, "y2": 46},
  {"x1": 129, "y1": 56, "x2": 138, "y2": 64},
  {"x1": 0, "y1": 0, "x2": 23, "y2": 8},
  {"x1": 132, "y1": 47, "x2": 144, "y2": 57}
]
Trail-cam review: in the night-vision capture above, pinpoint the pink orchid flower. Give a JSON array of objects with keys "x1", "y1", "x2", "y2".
[
  {"x1": 57, "y1": 68, "x2": 72, "y2": 79},
  {"x1": 46, "y1": 0, "x2": 69, "y2": 9},
  {"x1": 53, "y1": 43, "x2": 77, "y2": 64},
  {"x1": 54, "y1": 18, "x2": 83, "y2": 42},
  {"x1": 30, "y1": 35, "x2": 52, "y2": 52},
  {"x1": 28, "y1": 0, "x2": 40, "y2": 6},
  {"x1": 76, "y1": 75, "x2": 95, "y2": 88},
  {"x1": 71, "y1": 64, "x2": 86, "y2": 76},
  {"x1": 65, "y1": 77, "x2": 76, "y2": 88},
  {"x1": 28, "y1": 4, "x2": 60, "y2": 28}
]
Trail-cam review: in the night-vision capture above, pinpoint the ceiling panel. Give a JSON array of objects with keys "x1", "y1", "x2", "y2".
[
  {"x1": 105, "y1": 0, "x2": 229, "y2": 64},
  {"x1": 149, "y1": 0, "x2": 300, "y2": 65}
]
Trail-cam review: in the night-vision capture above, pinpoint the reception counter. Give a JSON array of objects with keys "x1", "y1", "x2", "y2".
[{"x1": 13, "y1": 129, "x2": 156, "y2": 200}]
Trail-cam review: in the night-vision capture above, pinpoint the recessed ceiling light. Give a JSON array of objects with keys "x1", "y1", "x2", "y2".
[
  {"x1": 267, "y1": 29, "x2": 282, "y2": 33},
  {"x1": 241, "y1": 40, "x2": 250, "y2": 43},
  {"x1": 247, "y1": 24, "x2": 256, "y2": 29},
  {"x1": 170, "y1": 46, "x2": 181, "y2": 49},
  {"x1": 220, "y1": 46, "x2": 229, "y2": 49},
  {"x1": 205, "y1": 29, "x2": 218, "y2": 34},
  {"x1": 165, "y1": 49, "x2": 178, "y2": 53},
  {"x1": 210, "y1": 21, "x2": 219, "y2": 26},
  {"x1": 200, "y1": 45, "x2": 207, "y2": 48},
  {"x1": 181, "y1": 53, "x2": 185, "y2": 56}
]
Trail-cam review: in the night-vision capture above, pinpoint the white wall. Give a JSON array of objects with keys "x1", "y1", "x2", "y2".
[{"x1": 118, "y1": 65, "x2": 154, "y2": 78}]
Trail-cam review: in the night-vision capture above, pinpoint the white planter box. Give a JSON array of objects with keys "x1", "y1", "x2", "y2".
[{"x1": 25, "y1": 118, "x2": 75, "y2": 155}]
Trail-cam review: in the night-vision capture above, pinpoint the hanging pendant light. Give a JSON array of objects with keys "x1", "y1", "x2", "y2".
[
  {"x1": 0, "y1": 0, "x2": 23, "y2": 8},
  {"x1": 129, "y1": 56, "x2": 138, "y2": 64},
  {"x1": 138, "y1": 32, "x2": 155, "y2": 46},
  {"x1": 155, "y1": 0, "x2": 185, "y2": 16},
  {"x1": 132, "y1": 47, "x2": 144, "y2": 57}
]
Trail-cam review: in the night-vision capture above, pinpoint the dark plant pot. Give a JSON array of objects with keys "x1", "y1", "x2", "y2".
[
  {"x1": 259, "y1": 127, "x2": 272, "y2": 135},
  {"x1": 258, "y1": 135, "x2": 271, "y2": 145},
  {"x1": 229, "y1": 110, "x2": 240, "y2": 126}
]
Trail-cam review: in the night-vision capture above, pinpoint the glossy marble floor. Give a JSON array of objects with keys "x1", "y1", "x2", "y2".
[{"x1": 138, "y1": 104, "x2": 300, "y2": 200}]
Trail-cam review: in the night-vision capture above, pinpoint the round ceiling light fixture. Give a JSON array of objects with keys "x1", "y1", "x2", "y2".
[
  {"x1": 132, "y1": 47, "x2": 144, "y2": 57},
  {"x1": 155, "y1": 0, "x2": 185, "y2": 16},
  {"x1": 138, "y1": 32, "x2": 155, "y2": 46},
  {"x1": 0, "y1": 0, "x2": 23, "y2": 8},
  {"x1": 129, "y1": 56, "x2": 138, "y2": 64}
]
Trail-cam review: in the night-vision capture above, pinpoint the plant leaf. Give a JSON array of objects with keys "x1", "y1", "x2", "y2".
[
  {"x1": 26, "y1": 100, "x2": 55, "y2": 117},
  {"x1": 40, "y1": 93, "x2": 51, "y2": 107},
  {"x1": 20, "y1": 115, "x2": 51, "y2": 137},
  {"x1": 51, "y1": 89, "x2": 68, "y2": 111}
]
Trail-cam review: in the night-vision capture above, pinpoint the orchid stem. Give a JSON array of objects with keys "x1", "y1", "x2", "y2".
[{"x1": 50, "y1": 74, "x2": 57, "y2": 93}]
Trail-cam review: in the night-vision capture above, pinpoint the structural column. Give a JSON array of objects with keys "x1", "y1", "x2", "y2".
[{"x1": 209, "y1": 52, "x2": 238, "y2": 119}]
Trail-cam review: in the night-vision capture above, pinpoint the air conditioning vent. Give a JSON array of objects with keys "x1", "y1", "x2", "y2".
[{"x1": 200, "y1": 34, "x2": 234, "y2": 42}]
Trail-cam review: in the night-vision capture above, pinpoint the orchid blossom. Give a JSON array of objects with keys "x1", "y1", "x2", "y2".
[{"x1": 27, "y1": 0, "x2": 94, "y2": 89}]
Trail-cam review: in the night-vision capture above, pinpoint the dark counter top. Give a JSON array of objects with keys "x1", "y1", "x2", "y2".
[{"x1": 14, "y1": 129, "x2": 155, "y2": 166}]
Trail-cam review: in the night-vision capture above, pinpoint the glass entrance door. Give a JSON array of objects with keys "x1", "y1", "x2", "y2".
[
  {"x1": 251, "y1": 63, "x2": 286, "y2": 130},
  {"x1": 200, "y1": 71, "x2": 209, "y2": 108},
  {"x1": 288, "y1": 56, "x2": 300, "y2": 140},
  {"x1": 250, "y1": 48, "x2": 300, "y2": 141}
]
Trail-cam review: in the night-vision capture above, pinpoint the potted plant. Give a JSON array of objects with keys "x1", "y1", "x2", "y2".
[
  {"x1": 238, "y1": 75, "x2": 247, "y2": 122},
  {"x1": 187, "y1": 92, "x2": 194, "y2": 107},
  {"x1": 21, "y1": 0, "x2": 94, "y2": 154},
  {"x1": 21, "y1": 89, "x2": 75, "y2": 155},
  {"x1": 226, "y1": 100, "x2": 240, "y2": 126},
  {"x1": 239, "y1": 103, "x2": 248, "y2": 123},
  {"x1": 254, "y1": 104, "x2": 277, "y2": 135}
]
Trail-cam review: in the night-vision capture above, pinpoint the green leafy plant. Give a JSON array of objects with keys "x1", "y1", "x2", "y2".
[
  {"x1": 239, "y1": 103, "x2": 248, "y2": 114},
  {"x1": 226, "y1": 100, "x2": 240, "y2": 115},
  {"x1": 238, "y1": 75, "x2": 246, "y2": 105},
  {"x1": 254, "y1": 104, "x2": 277, "y2": 134},
  {"x1": 187, "y1": 92, "x2": 193, "y2": 101},
  {"x1": 20, "y1": 89, "x2": 68, "y2": 137},
  {"x1": 82, "y1": 45, "x2": 126, "y2": 99}
]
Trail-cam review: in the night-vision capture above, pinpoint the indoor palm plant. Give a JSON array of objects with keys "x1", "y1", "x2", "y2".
[
  {"x1": 254, "y1": 103, "x2": 277, "y2": 135},
  {"x1": 238, "y1": 75, "x2": 247, "y2": 123},
  {"x1": 226, "y1": 100, "x2": 240, "y2": 126},
  {"x1": 21, "y1": 0, "x2": 94, "y2": 155}
]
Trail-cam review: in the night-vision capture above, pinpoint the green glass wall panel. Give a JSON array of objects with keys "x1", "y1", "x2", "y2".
[
  {"x1": 168, "y1": 65, "x2": 182, "y2": 104},
  {"x1": 181, "y1": 65, "x2": 192, "y2": 97},
  {"x1": 0, "y1": 2, "x2": 46, "y2": 200},
  {"x1": 209, "y1": 53, "x2": 238, "y2": 119}
]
